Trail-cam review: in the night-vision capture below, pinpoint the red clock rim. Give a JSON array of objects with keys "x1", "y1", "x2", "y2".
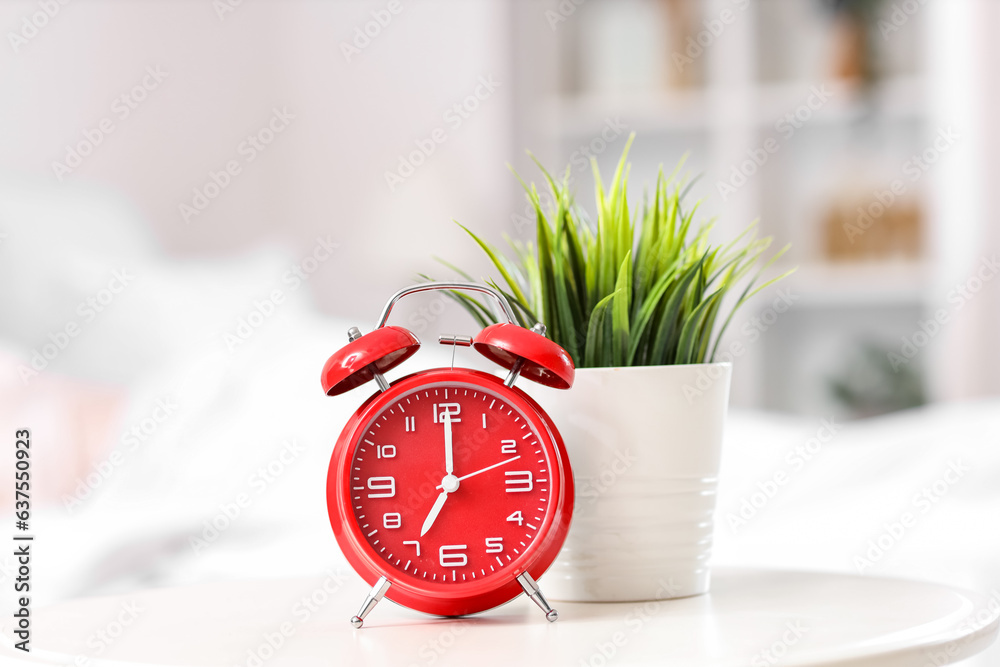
[{"x1": 327, "y1": 368, "x2": 574, "y2": 617}]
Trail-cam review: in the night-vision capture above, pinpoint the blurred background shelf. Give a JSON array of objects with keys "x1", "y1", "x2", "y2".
[
  {"x1": 543, "y1": 89, "x2": 711, "y2": 135},
  {"x1": 510, "y1": 0, "x2": 963, "y2": 420},
  {"x1": 547, "y1": 75, "x2": 927, "y2": 137},
  {"x1": 753, "y1": 75, "x2": 927, "y2": 125},
  {"x1": 784, "y1": 261, "x2": 930, "y2": 308}
]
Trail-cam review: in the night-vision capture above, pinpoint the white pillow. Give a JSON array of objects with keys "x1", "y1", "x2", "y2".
[{"x1": 0, "y1": 178, "x2": 311, "y2": 384}]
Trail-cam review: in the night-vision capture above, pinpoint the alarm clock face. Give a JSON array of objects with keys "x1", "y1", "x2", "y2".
[{"x1": 328, "y1": 368, "x2": 572, "y2": 617}]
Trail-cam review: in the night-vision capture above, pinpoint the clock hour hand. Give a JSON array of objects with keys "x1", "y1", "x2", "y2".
[
  {"x1": 436, "y1": 455, "x2": 521, "y2": 489},
  {"x1": 420, "y1": 490, "x2": 449, "y2": 537}
]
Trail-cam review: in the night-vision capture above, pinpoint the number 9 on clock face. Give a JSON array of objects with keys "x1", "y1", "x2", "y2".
[{"x1": 327, "y1": 368, "x2": 573, "y2": 618}]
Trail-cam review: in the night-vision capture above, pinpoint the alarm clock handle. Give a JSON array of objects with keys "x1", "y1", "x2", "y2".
[
  {"x1": 517, "y1": 571, "x2": 559, "y2": 622},
  {"x1": 350, "y1": 576, "x2": 391, "y2": 628},
  {"x1": 374, "y1": 281, "x2": 519, "y2": 328}
]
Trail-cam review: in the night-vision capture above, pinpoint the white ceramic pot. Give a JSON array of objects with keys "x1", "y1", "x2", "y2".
[{"x1": 527, "y1": 363, "x2": 732, "y2": 602}]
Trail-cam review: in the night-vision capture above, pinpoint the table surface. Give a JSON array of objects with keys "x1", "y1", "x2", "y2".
[{"x1": 2, "y1": 568, "x2": 997, "y2": 667}]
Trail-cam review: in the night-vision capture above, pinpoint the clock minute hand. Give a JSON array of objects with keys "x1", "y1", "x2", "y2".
[
  {"x1": 436, "y1": 455, "x2": 521, "y2": 489},
  {"x1": 443, "y1": 410, "x2": 454, "y2": 475},
  {"x1": 420, "y1": 490, "x2": 449, "y2": 537}
]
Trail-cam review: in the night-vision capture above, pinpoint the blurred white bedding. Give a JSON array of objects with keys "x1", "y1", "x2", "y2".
[{"x1": 2, "y1": 183, "x2": 999, "y2": 665}]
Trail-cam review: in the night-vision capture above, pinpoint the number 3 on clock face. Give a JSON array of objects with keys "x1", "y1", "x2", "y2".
[{"x1": 327, "y1": 368, "x2": 573, "y2": 618}]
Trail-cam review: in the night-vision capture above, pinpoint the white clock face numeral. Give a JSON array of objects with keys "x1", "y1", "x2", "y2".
[
  {"x1": 504, "y1": 471, "x2": 533, "y2": 493},
  {"x1": 432, "y1": 403, "x2": 461, "y2": 423},
  {"x1": 366, "y1": 476, "x2": 395, "y2": 498},
  {"x1": 377, "y1": 444, "x2": 396, "y2": 459},
  {"x1": 403, "y1": 540, "x2": 421, "y2": 556},
  {"x1": 439, "y1": 544, "x2": 468, "y2": 567},
  {"x1": 404, "y1": 416, "x2": 415, "y2": 432},
  {"x1": 485, "y1": 537, "x2": 503, "y2": 553},
  {"x1": 500, "y1": 439, "x2": 517, "y2": 455},
  {"x1": 383, "y1": 512, "x2": 402, "y2": 529},
  {"x1": 506, "y1": 511, "x2": 524, "y2": 526}
]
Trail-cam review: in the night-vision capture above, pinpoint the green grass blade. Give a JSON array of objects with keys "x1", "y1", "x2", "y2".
[
  {"x1": 676, "y1": 290, "x2": 721, "y2": 364},
  {"x1": 457, "y1": 222, "x2": 531, "y2": 307},
  {"x1": 583, "y1": 291, "x2": 619, "y2": 367},
  {"x1": 647, "y1": 257, "x2": 704, "y2": 365},
  {"x1": 611, "y1": 251, "x2": 632, "y2": 366}
]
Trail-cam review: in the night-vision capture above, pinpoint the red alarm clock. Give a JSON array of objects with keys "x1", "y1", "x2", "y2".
[{"x1": 321, "y1": 282, "x2": 575, "y2": 627}]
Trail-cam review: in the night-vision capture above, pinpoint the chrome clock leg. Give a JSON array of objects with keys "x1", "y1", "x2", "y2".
[
  {"x1": 504, "y1": 357, "x2": 525, "y2": 387},
  {"x1": 516, "y1": 571, "x2": 558, "y2": 622},
  {"x1": 350, "y1": 576, "x2": 391, "y2": 628}
]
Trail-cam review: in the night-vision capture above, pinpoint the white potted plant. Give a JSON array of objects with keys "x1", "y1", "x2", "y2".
[{"x1": 439, "y1": 135, "x2": 791, "y2": 602}]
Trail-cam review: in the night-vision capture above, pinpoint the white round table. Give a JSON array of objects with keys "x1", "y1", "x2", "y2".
[{"x1": 3, "y1": 568, "x2": 997, "y2": 666}]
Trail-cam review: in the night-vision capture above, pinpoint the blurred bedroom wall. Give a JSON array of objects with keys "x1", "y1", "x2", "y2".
[
  {"x1": 0, "y1": 0, "x2": 514, "y2": 321},
  {"x1": 2, "y1": 0, "x2": 999, "y2": 415}
]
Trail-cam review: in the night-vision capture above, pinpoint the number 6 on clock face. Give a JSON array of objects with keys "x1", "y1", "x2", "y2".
[{"x1": 439, "y1": 545, "x2": 467, "y2": 567}]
